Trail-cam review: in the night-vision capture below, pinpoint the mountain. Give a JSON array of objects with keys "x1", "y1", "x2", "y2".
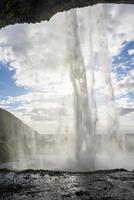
[{"x1": 0, "y1": 108, "x2": 38, "y2": 164}]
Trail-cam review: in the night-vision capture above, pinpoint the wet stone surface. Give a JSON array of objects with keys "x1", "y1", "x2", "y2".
[{"x1": 0, "y1": 169, "x2": 134, "y2": 199}]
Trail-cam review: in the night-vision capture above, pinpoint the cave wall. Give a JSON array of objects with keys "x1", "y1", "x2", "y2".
[{"x1": 0, "y1": 0, "x2": 134, "y2": 29}]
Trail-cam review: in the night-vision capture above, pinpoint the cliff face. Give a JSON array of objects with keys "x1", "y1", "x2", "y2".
[
  {"x1": 0, "y1": 0, "x2": 134, "y2": 29},
  {"x1": 0, "y1": 108, "x2": 37, "y2": 164}
]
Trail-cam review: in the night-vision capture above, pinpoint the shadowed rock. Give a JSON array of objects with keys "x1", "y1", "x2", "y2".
[
  {"x1": 0, "y1": 0, "x2": 134, "y2": 29},
  {"x1": 0, "y1": 168, "x2": 134, "y2": 199}
]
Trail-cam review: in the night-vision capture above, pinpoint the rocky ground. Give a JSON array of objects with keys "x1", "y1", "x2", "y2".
[{"x1": 0, "y1": 169, "x2": 134, "y2": 199}]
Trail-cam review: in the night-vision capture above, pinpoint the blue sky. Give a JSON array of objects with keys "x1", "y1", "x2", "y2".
[
  {"x1": 112, "y1": 41, "x2": 134, "y2": 102},
  {"x1": 0, "y1": 62, "x2": 26, "y2": 97},
  {"x1": 112, "y1": 41, "x2": 134, "y2": 80}
]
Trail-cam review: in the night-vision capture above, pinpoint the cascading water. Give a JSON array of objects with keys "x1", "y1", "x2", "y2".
[
  {"x1": 1, "y1": 4, "x2": 133, "y2": 171},
  {"x1": 64, "y1": 5, "x2": 123, "y2": 170},
  {"x1": 90, "y1": 5, "x2": 128, "y2": 169},
  {"x1": 93, "y1": 5, "x2": 119, "y2": 135},
  {"x1": 65, "y1": 9, "x2": 96, "y2": 170}
]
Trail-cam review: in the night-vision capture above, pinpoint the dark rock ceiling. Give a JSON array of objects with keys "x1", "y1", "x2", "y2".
[{"x1": 0, "y1": 0, "x2": 134, "y2": 28}]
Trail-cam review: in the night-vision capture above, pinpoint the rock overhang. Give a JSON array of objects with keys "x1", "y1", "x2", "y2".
[{"x1": 0, "y1": 0, "x2": 134, "y2": 28}]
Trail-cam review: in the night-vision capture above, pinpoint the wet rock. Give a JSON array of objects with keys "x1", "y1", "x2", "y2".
[
  {"x1": 75, "y1": 190, "x2": 90, "y2": 196},
  {"x1": 0, "y1": 169, "x2": 134, "y2": 199}
]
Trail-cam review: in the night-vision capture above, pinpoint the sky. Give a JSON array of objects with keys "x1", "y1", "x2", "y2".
[{"x1": 0, "y1": 4, "x2": 133, "y2": 134}]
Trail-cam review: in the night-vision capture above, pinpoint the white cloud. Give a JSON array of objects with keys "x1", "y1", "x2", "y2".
[
  {"x1": 0, "y1": 12, "x2": 74, "y2": 134},
  {"x1": 128, "y1": 49, "x2": 134, "y2": 55},
  {"x1": 113, "y1": 69, "x2": 134, "y2": 97},
  {"x1": 0, "y1": 4, "x2": 134, "y2": 133},
  {"x1": 104, "y1": 4, "x2": 134, "y2": 56}
]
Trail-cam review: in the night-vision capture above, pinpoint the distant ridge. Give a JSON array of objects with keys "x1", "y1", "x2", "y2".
[{"x1": 0, "y1": 108, "x2": 38, "y2": 164}]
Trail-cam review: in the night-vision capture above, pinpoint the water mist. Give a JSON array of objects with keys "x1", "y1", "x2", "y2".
[
  {"x1": 64, "y1": 5, "x2": 124, "y2": 170},
  {"x1": 1, "y1": 5, "x2": 133, "y2": 172},
  {"x1": 65, "y1": 9, "x2": 97, "y2": 170}
]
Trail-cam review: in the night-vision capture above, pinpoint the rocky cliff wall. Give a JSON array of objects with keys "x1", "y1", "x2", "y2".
[{"x1": 0, "y1": 108, "x2": 37, "y2": 164}]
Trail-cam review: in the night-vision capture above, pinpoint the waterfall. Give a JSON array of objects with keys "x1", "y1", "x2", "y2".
[
  {"x1": 91, "y1": 6, "x2": 124, "y2": 167},
  {"x1": 1, "y1": 5, "x2": 132, "y2": 171},
  {"x1": 65, "y1": 9, "x2": 96, "y2": 170},
  {"x1": 94, "y1": 5, "x2": 119, "y2": 135},
  {"x1": 64, "y1": 5, "x2": 122, "y2": 170}
]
